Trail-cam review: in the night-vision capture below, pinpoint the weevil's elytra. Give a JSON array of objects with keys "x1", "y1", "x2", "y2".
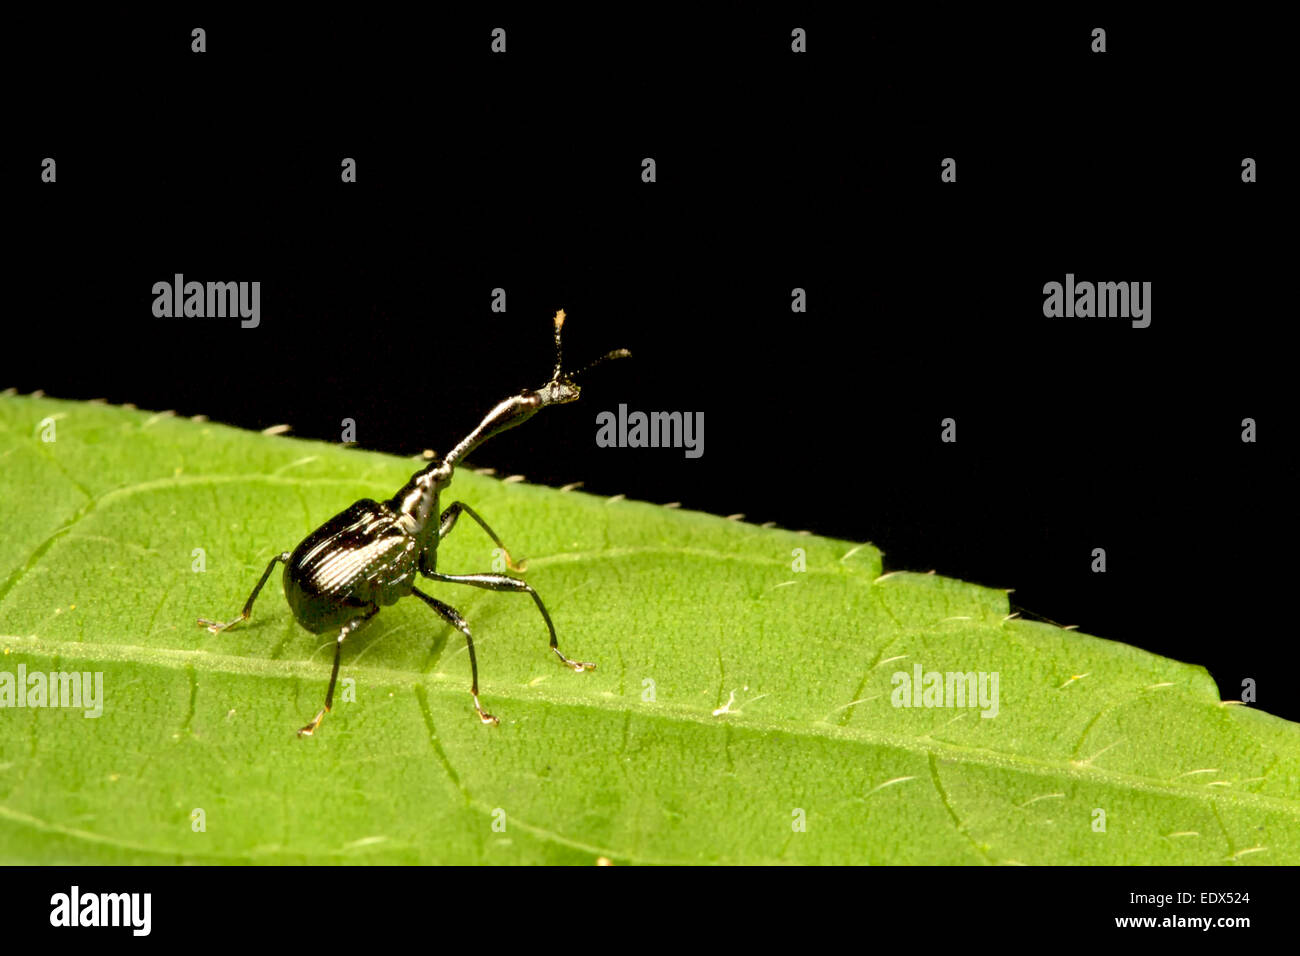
[
  {"x1": 283, "y1": 500, "x2": 419, "y2": 633},
  {"x1": 197, "y1": 310, "x2": 630, "y2": 736}
]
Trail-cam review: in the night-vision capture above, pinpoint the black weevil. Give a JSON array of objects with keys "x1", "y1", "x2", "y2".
[{"x1": 198, "y1": 310, "x2": 629, "y2": 735}]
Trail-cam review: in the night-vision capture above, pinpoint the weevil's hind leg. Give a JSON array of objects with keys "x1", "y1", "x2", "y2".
[
  {"x1": 410, "y1": 586, "x2": 499, "y2": 725},
  {"x1": 197, "y1": 551, "x2": 291, "y2": 634},
  {"x1": 438, "y1": 502, "x2": 526, "y2": 572},
  {"x1": 298, "y1": 606, "x2": 378, "y2": 738},
  {"x1": 423, "y1": 571, "x2": 595, "y2": 672}
]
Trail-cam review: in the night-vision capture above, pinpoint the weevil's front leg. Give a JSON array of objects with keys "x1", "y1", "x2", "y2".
[
  {"x1": 438, "y1": 502, "x2": 526, "y2": 572},
  {"x1": 423, "y1": 571, "x2": 595, "y2": 672},
  {"x1": 197, "y1": 551, "x2": 291, "y2": 634},
  {"x1": 410, "y1": 587, "x2": 498, "y2": 725},
  {"x1": 298, "y1": 606, "x2": 378, "y2": 737}
]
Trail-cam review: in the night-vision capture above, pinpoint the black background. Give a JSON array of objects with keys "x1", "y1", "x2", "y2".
[{"x1": 6, "y1": 3, "x2": 1291, "y2": 744}]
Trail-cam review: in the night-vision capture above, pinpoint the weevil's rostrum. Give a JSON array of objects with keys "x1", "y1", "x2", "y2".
[{"x1": 197, "y1": 310, "x2": 629, "y2": 736}]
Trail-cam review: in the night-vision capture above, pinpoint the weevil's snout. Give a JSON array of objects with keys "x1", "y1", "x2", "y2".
[{"x1": 435, "y1": 311, "x2": 628, "y2": 471}]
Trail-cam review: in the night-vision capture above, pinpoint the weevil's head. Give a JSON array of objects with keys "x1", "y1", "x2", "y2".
[
  {"x1": 528, "y1": 375, "x2": 582, "y2": 408},
  {"x1": 442, "y1": 310, "x2": 629, "y2": 468},
  {"x1": 531, "y1": 308, "x2": 630, "y2": 408}
]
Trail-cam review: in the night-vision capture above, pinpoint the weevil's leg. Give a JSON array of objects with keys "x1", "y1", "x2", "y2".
[
  {"x1": 197, "y1": 551, "x2": 291, "y2": 634},
  {"x1": 410, "y1": 586, "x2": 499, "y2": 725},
  {"x1": 423, "y1": 571, "x2": 595, "y2": 672},
  {"x1": 438, "y1": 502, "x2": 526, "y2": 572},
  {"x1": 298, "y1": 606, "x2": 378, "y2": 738}
]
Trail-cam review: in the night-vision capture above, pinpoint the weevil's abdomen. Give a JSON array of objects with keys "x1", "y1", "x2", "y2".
[{"x1": 283, "y1": 499, "x2": 419, "y2": 633}]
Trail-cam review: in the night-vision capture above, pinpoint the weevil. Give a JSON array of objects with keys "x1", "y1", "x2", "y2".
[{"x1": 197, "y1": 310, "x2": 629, "y2": 735}]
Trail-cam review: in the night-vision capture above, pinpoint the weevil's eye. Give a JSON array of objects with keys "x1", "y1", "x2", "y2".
[{"x1": 548, "y1": 380, "x2": 580, "y2": 403}]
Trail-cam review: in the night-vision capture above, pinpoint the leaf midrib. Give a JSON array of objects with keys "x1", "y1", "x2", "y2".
[{"x1": 5, "y1": 633, "x2": 1295, "y2": 818}]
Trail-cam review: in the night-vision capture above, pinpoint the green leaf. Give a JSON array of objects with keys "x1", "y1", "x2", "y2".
[{"x1": 1, "y1": 394, "x2": 1297, "y2": 864}]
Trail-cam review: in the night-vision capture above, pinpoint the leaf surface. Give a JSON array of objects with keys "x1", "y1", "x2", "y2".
[{"x1": 1, "y1": 395, "x2": 1296, "y2": 864}]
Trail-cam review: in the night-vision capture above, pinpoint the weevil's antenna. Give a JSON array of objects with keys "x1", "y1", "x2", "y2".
[
  {"x1": 574, "y1": 347, "x2": 632, "y2": 381},
  {"x1": 551, "y1": 309, "x2": 567, "y2": 380},
  {"x1": 551, "y1": 308, "x2": 630, "y2": 382}
]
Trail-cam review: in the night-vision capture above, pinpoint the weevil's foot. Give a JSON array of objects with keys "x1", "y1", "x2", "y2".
[
  {"x1": 553, "y1": 648, "x2": 596, "y2": 672},
  {"x1": 297, "y1": 708, "x2": 328, "y2": 737},
  {"x1": 505, "y1": 554, "x2": 528, "y2": 573},
  {"x1": 197, "y1": 613, "x2": 245, "y2": 634},
  {"x1": 473, "y1": 695, "x2": 499, "y2": 726}
]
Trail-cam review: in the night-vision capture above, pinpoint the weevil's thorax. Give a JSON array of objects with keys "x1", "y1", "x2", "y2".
[{"x1": 385, "y1": 460, "x2": 452, "y2": 544}]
